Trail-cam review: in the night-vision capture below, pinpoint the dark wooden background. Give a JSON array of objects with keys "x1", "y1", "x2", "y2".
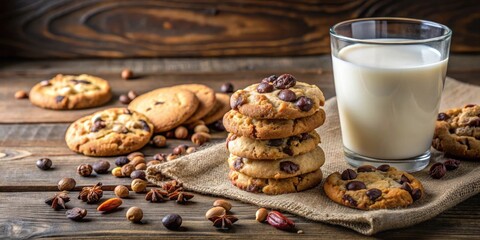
[{"x1": 0, "y1": 0, "x2": 479, "y2": 59}]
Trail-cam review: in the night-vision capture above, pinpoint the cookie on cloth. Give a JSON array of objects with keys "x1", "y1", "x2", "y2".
[
  {"x1": 432, "y1": 104, "x2": 480, "y2": 160},
  {"x1": 202, "y1": 93, "x2": 231, "y2": 125},
  {"x1": 227, "y1": 146, "x2": 325, "y2": 179},
  {"x1": 323, "y1": 165, "x2": 424, "y2": 210},
  {"x1": 223, "y1": 109, "x2": 325, "y2": 140},
  {"x1": 171, "y1": 84, "x2": 216, "y2": 124},
  {"x1": 129, "y1": 87, "x2": 199, "y2": 133},
  {"x1": 230, "y1": 74, "x2": 325, "y2": 119},
  {"x1": 65, "y1": 108, "x2": 153, "y2": 156},
  {"x1": 226, "y1": 131, "x2": 321, "y2": 160},
  {"x1": 229, "y1": 168, "x2": 323, "y2": 195},
  {"x1": 29, "y1": 74, "x2": 111, "y2": 110}
]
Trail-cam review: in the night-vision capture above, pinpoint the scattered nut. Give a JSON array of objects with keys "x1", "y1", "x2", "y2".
[
  {"x1": 162, "y1": 214, "x2": 183, "y2": 230},
  {"x1": 153, "y1": 153, "x2": 167, "y2": 162},
  {"x1": 267, "y1": 211, "x2": 295, "y2": 231},
  {"x1": 135, "y1": 163, "x2": 147, "y2": 170},
  {"x1": 205, "y1": 206, "x2": 226, "y2": 220},
  {"x1": 173, "y1": 145, "x2": 187, "y2": 155},
  {"x1": 194, "y1": 124, "x2": 210, "y2": 133},
  {"x1": 152, "y1": 135, "x2": 167, "y2": 147},
  {"x1": 128, "y1": 152, "x2": 144, "y2": 161},
  {"x1": 174, "y1": 126, "x2": 189, "y2": 139},
  {"x1": 191, "y1": 132, "x2": 210, "y2": 145},
  {"x1": 97, "y1": 198, "x2": 123, "y2": 212},
  {"x1": 131, "y1": 179, "x2": 148, "y2": 193},
  {"x1": 93, "y1": 160, "x2": 110, "y2": 174},
  {"x1": 187, "y1": 120, "x2": 205, "y2": 130},
  {"x1": 121, "y1": 69, "x2": 133, "y2": 80},
  {"x1": 444, "y1": 159, "x2": 460, "y2": 171},
  {"x1": 112, "y1": 167, "x2": 124, "y2": 177},
  {"x1": 114, "y1": 185, "x2": 130, "y2": 198},
  {"x1": 165, "y1": 130, "x2": 175, "y2": 138},
  {"x1": 36, "y1": 158, "x2": 52, "y2": 170},
  {"x1": 186, "y1": 147, "x2": 197, "y2": 154},
  {"x1": 130, "y1": 170, "x2": 146, "y2": 180},
  {"x1": 429, "y1": 162, "x2": 447, "y2": 179},
  {"x1": 66, "y1": 207, "x2": 87, "y2": 221},
  {"x1": 167, "y1": 154, "x2": 179, "y2": 161},
  {"x1": 115, "y1": 156, "x2": 130, "y2": 166},
  {"x1": 77, "y1": 164, "x2": 93, "y2": 177},
  {"x1": 130, "y1": 156, "x2": 146, "y2": 167},
  {"x1": 15, "y1": 90, "x2": 28, "y2": 99},
  {"x1": 297, "y1": 230, "x2": 304, "y2": 234},
  {"x1": 127, "y1": 90, "x2": 137, "y2": 100},
  {"x1": 126, "y1": 206, "x2": 143, "y2": 222},
  {"x1": 58, "y1": 178, "x2": 76, "y2": 191},
  {"x1": 121, "y1": 164, "x2": 135, "y2": 177},
  {"x1": 255, "y1": 208, "x2": 268, "y2": 222},
  {"x1": 220, "y1": 82, "x2": 234, "y2": 93},
  {"x1": 213, "y1": 199, "x2": 232, "y2": 211},
  {"x1": 147, "y1": 160, "x2": 161, "y2": 167},
  {"x1": 119, "y1": 94, "x2": 131, "y2": 104}
]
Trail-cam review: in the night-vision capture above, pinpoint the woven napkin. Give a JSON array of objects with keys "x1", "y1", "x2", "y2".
[{"x1": 146, "y1": 77, "x2": 480, "y2": 235}]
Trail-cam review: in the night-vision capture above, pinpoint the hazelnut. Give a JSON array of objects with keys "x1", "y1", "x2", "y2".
[
  {"x1": 213, "y1": 199, "x2": 232, "y2": 211},
  {"x1": 194, "y1": 125, "x2": 210, "y2": 133},
  {"x1": 130, "y1": 170, "x2": 146, "y2": 180},
  {"x1": 205, "y1": 206, "x2": 226, "y2": 220},
  {"x1": 187, "y1": 120, "x2": 205, "y2": 130},
  {"x1": 36, "y1": 158, "x2": 52, "y2": 170},
  {"x1": 255, "y1": 208, "x2": 268, "y2": 222},
  {"x1": 58, "y1": 177, "x2": 76, "y2": 191},
  {"x1": 173, "y1": 145, "x2": 187, "y2": 155},
  {"x1": 174, "y1": 126, "x2": 189, "y2": 139},
  {"x1": 152, "y1": 135, "x2": 167, "y2": 148},
  {"x1": 131, "y1": 179, "x2": 147, "y2": 193},
  {"x1": 114, "y1": 185, "x2": 130, "y2": 198},
  {"x1": 186, "y1": 147, "x2": 197, "y2": 154},
  {"x1": 126, "y1": 207, "x2": 143, "y2": 222},
  {"x1": 220, "y1": 82, "x2": 234, "y2": 93},
  {"x1": 165, "y1": 130, "x2": 175, "y2": 138},
  {"x1": 93, "y1": 160, "x2": 110, "y2": 174},
  {"x1": 121, "y1": 69, "x2": 133, "y2": 80},
  {"x1": 130, "y1": 156, "x2": 146, "y2": 167},
  {"x1": 191, "y1": 132, "x2": 210, "y2": 145},
  {"x1": 77, "y1": 164, "x2": 93, "y2": 177},
  {"x1": 167, "y1": 154, "x2": 178, "y2": 161},
  {"x1": 153, "y1": 153, "x2": 167, "y2": 162},
  {"x1": 119, "y1": 94, "x2": 131, "y2": 104},
  {"x1": 127, "y1": 90, "x2": 137, "y2": 100},
  {"x1": 121, "y1": 164, "x2": 135, "y2": 177},
  {"x1": 115, "y1": 156, "x2": 130, "y2": 166},
  {"x1": 15, "y1": 90, "x2": 28, "y2": 99},
  {"x1": 127, "y1": 152, "x2": 144, "y2": 161},
  {"x1": 112, "y1": 167, "x2": 124, "y2": 177},
  {"x1": 147, "y1": 160, "x2": 161, "y2": 167},
  {"x1": 135, "y1": 163, "x2": 147, "y2": 170}
]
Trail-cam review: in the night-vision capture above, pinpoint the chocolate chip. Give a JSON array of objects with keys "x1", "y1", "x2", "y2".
[
  {"x1": 295, "y1": 96, "x2": 313, "y2": 112},
  {"x1": 267, "y1": 139, "x2": 283, "y2": 147},
  {"x1": 376, "y1": 164, "x2": 390, "y2": 172},
  {"x1": 357, "y1": 165, "x2": 376, "y2": 172},
  {"x1": 346, "y1": 181, "x2": 366, "y2": 190},
  {"x1": 55, "y1": 96, "x2": 65, "y2": 103},
  {"x1": 278, "y1": 89, "x2": 296, "y2": 102},
  {"x1": 411, "y1": 188, "x2": 422, "y2": 201},
  {"x1": 467, "y1": 118, "x2": 480, "y2": 127},
  {"x1": 257, "y1": 82, "x2": 274, "y2": 93},
  {"x1": 91, "y1": 120, "x2": 106, "y2": 132},
  {"x1": 233, "y1": 157, "x2": 244, "y2": 171},
  {"x1": 444, "y1": 159, "x2": 460, "y2": 171},
  {"x1": 366, "y1": 188, "x2": 382, "y2": 201},
  {"x1": 400, "y1": 182, "x2": 413, "y2": 193},
  {"x1": 437, "y1": 112, "x2": 449, "y2": 121},
  {"x1": 139, "y1": 120, "x2": 151, "y2": 132},
  {"x1": 282, "y1": 147, "x2": 294, "y2": 156},
  {"x1": 273, "y1": 74, "x2": 296, "y2": 89},
  {"x1": 231, "y1": 95, "x2": 246, "y2": 110},
  {"x1": 465, "y1": 104, "x2": 476, "y2": 108},
  {"x1": 429, "y1": 162, "x2": 446, "y2": 179},
  {"x1": 341, "y1": 169, "x2": 357, "y2": 180},
  {"x1": 123, "y1": 108, "x2": 132, "y2": 115},
  {"x1": 300, "y1": 133, "x2": 310, "y2": 140},
  {"x1": 40, "y1": 80, "x2": 51, "y2": 87},
  {"x1": 154, "y1": 101, "x2": 164, "y2": 105},
  {"x1": 71, "y1": 79, "x2": 91, "y2": 84},
  {"x1": 119, "y1": 94, "x2": 131, "y2": 104},
  {"x1": 279, "y1": 161, "x2": 299, "y2": 174},
  {"x1": 220, "y1": 83, "x2": 234, "y2": 93},
  {"x1": 211, "y1": 119, "x2": 225, "y2": 132},
  {"x1": 400, "y1": 174, "x2": 411, "y2": 184},
  {"x1": 261, "y1": 75, "x2": 278, "y2": 84},
  {"x1": 342, "y1": 194, "x2": 357, "y2": 207}
]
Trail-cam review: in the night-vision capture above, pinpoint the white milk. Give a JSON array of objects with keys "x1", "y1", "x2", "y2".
[{"x1": 332, "y1": 43, "x2": 448, "y2": 159}]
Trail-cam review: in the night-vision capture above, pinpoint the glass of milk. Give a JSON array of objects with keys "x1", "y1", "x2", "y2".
[{"x1": 330, "y1": 18, "x2": 451, "y2": 172}]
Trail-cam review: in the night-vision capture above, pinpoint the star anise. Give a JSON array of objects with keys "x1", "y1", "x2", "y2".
[
  {"x1": 45, "y1": 192, "x2": 70, "y2": 210},
  {"x1": 209, "y1": 214, "x2": 238, "y2": 229},
  {"x1": 161, "y1": 180, "x2": 183, "y2": 193},
  {"x1": 168, "y1": 190, "x2": 194, "y2": 204},
  {"x1": 145, "y1": 188, "x2": 168, "y2": 203},
  {"x1": 78, "y1": 182, "x2": 103, "y2": 203}
]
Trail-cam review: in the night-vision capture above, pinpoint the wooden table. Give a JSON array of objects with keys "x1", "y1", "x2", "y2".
[{"x1": 1, "y1": 55, "x2": 479, "y2": 239}]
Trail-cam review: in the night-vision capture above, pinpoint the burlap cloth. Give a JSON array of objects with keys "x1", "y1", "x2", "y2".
[{"x1": 146, "y1": 77, "x2": 480, "y2": 235}]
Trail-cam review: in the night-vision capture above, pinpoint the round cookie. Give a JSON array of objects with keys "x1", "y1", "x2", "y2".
[
  {"x1": 29, "y1": 74, "x2": 111, "y2": 110},
  {"x1": 228, "y1": 146, "x2": 325, "y2": 179},
  {"x1": 128, "y1": 87, "x2": 199, "y2": 133},
  {"x1": 223, "y1": 109, "x2": 326, "y2": 139},
  {"x1": 231, "y1": 79, "x2": 325, "y2": 119},
  {"x1": 202, "y1": 93, "x2": 231, "y2": 125},
  {"x1": 172, "y1": 84, "x2": 216, "y2": 124},
  {"x1": 227, "y1": 131, "x2": 321, "y2": 160},
  {"x1": 65, "y1": 108, "x2": 154, "y2": 156},
  {"x1": 432, "y1": 104, "x2": 480, "y2": 160},
  {"x1": 229, "y1": 169, "x2": 323, "y2": 195},
  {"x1": 323, "y1": 165, "x2": 424, "y2": 210}
]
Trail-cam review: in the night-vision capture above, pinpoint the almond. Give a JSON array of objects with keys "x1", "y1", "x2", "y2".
[{"x1": 97, "y1": 198, "x2": 123, "y2": 212}]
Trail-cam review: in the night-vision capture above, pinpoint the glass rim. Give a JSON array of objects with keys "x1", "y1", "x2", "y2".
[{"x1": 330, "y1": 17, "x2": 452, "y2": 44}]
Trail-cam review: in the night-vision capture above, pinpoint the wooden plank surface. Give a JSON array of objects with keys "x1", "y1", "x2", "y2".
[{"x1": 0, "y1": 0, "x2": 478, "y2": 58}]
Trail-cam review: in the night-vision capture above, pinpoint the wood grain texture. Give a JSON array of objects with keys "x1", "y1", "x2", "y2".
[{"x1": 0, "y1": 0, "x2": 478, "y2": 58}]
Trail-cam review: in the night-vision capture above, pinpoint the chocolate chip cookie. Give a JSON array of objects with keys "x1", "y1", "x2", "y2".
[
  {"x1": 128, "y1": 87, "x2": 199, "y2": 133},
  {"x1": 230, "y1": 74, "x2": 325, "y2": 119},
  {"x1": 172, "y1": 84, "x2": 216, "y2": 124},
  {"x1": 202, "y1": 93, "x2": 231, "y2": 125},
  {"x1": 432, "y1": 104, "x2": 480, "y2": 160},
  {"x1": 229, "y1": 168, "x2": 323, "y2": 195},
  {"x1": 223, "y1": 109, "x2": 326, "y2": 139},
  {"x1": 29, "y1": 74, "x2": 112, "y2": 110},
  {"x1": 228, "y1": 146, "x2": 325, "y2": 179},
  {"x1": 227, "y1": 131, "x2": 321, "y2": 159},
  {"x1": 323, "y1": 165, "x2": 424, "y2": 210},
  {"x1": 65, "y1": 108, "x2": 154, "y2": 156}
]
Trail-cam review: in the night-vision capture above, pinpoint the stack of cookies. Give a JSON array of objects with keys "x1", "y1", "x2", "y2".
[{"x1": 223, "y1": 74, "x2": 327, "y2": 195}]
